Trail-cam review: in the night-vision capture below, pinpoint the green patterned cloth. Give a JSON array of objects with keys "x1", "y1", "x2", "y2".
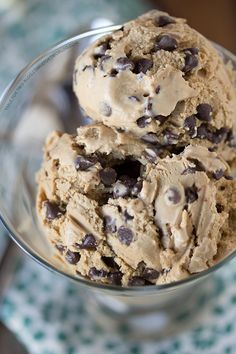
[
  {"x1": 1, "y1": 256, "x2": 236, "y2": 354},
  {"x1": 1, "y1": 1, "x2": 236, "y2": 353}
]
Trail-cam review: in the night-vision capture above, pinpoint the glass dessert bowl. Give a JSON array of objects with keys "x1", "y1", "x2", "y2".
[{"x1": 0, "y1": 25, "x2": 235, "y2": 338}]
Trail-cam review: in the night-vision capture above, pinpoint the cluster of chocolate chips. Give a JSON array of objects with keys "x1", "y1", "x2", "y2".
[
  {"x1": 183, "y1": 157, "x2": 230, "y2": 182},
  {"x1": 103, "y1": 205, "x2": 136, "y2": 249},
  {"x1": 56, "y1": 234, "x2": 99, "y2": 267},
  {"x1": 184, "y1": 103, "x2": 213, "y2": 140},
  {"x1": 98, "y1": 159, "x2": 143, "y2": 200},
  {"x1": 104, "y1": 213, "x2": 134, "y2": 246},
  {"x1": 155, "y1": 14, "x2": 199, "y2": 73},
  {"x1": 164, "y1": 184, "x2": 199, "y2": 206},
  {"x1": 184, "y1": 103, "x2": 232, "y2": 145},
  {"x1": 89, "y1": 256, "x2": 123, "y2": 285},
  {"x1": 128, "y1": 262, "x2": 160, "y2": 286},
  {"x1": 56, "y1": 234, "x2": 124, "y2": 285}
]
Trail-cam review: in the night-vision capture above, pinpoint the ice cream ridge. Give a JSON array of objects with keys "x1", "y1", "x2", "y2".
[{"x1": 37, "y1": 10, "x2": 236, "y2": 286}]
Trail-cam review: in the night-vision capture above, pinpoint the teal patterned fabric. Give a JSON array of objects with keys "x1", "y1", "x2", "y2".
[
  {"x1": 1, "y1": 256, "x2": 236, "y2": 354},
  {"x1": 0, "y1": 0, "x2": 149, "y2": 93}
]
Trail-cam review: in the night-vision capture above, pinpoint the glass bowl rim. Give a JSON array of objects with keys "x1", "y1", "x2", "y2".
[{"x1": 0, "y1": 25, "x2": 236, "y2": 294}]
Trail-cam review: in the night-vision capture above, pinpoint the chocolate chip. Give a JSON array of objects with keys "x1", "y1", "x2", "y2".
[
  {"x1": 163, "y1": 129, "x2": 179, "y2": 145},
  {"x1": 183, "y1": 115, "x2": 197, "y2": 137},
  {"x1": 131, "y1": 180, "x2": 143, "y2": 196},
  {"x1": 99, "y1": 55, "x2": 112, "y2": 70},
  {"x1": 182, "y1": 167, "x2": 197, "y2": 175},
  {"x1": 128, "y1": 95, "x2": 140, "y2": 102},
  {"x1": 82, "y1": 65, "x2": 93, "y2": 72},
  {"x1": 196, "y1": 124, "x2": 212, "y2": 140},
  {"x1": 164, "y1": 187, "x2": 181, "y2": 204},
  {"x1": 44, "y1": 201, "x2": 63, "y2": 220},
  {"x1": 116, "y1": 57, "x2": 134, "y2": 71},
  {"x1": 185, "y1": 185, "x2": 198, "y2": 204},
  {"x1": 183, "y1": 53, "x2": 198, "y2": 74},
  {"x1": 110, "y1": 69, "x2": 118, "y2": 77},
  {"x1": 124, "y1": 210, "x2": 134, "y2": 221},
  {"x1": 155, "y1": 85, "x2": 161, "y2": 94},
  {"x1": 182, "y1": 158, "x2": 205, "y2": 175},
  {"x1": 77, "y1": 234, "x2": 97, "y2": 250},
  {"x1": 212, "y1": 169, "x2": 224, "y2": 180},
  {"x1": 99, "y1": 167, "x2": 117, "y2": 186},
  {"x1": 136, "y1": 116, "x2": 151, "y2": 128},
  {"x1": 108, "y1": 271, "x2": 123, "y2": 285},
  {"x1": 224, "y1": 175, "x2": 233, "y2": 180},
  {"x1": 94, "y1": 42, "x2": 110, "y2": 59},
  {"x1": 155, "y1": 15, "x2": 175, "y2": 27},
  {"x1": 144, "y1": 146, "x2": 163, "y2": 162},
  {"x1": 154, "y1": 35, "x2": 178, "y2": 51},
  {"x1": 128, "y1": 276, "x2": 146, "y2": 286},
  {"x1": 89, "y1": 267, "x2": 107, "y2": 278},
  {"x1": 103, "y1": 216, "x2": 117, "y2": 233},
  {"x1": 141, "y1": 268, "x2": 160, "y2": 280},
  {"x1": 190, "y1": 159, "x2": 206, "y2": 172},
  {"x1": 216, "y1": 203, "x2": 224, "y2": 213},
  {"x1": 184, "y1": 47, "x2": 199, "y2": 55},
  {"x1": 211, "y1": 127, "x2": 229, "y2": 144},
  {"x1": 65, "y1": 250, "x2": 81, "y2": 264},
  {"x1": 100, "y1": 102, "x2": 112, "y2": 117},
  {"x1": 75, "y1": 155, "x2": 98, "y2": 171},
  {"x1": 196, "y1": 104, "x2": 213, "y2": 122},
  {"x1": 208, "y1": 146, "x2": 217, "y2": 152},
  {"x1": 154, "y1": 115, "x2": 168, "y2": 125},
  {"x1": 113, "y1": 181, "x2": 129, "y2": 198},
  {"x1": 119, "y1": 175, "x2": 136, "y2": 188},
  {"x1": 133, "y1": 58, "x2": 153, "y2": 74},
  {"x1": 55, "y1": 244, "x2": 65, "y2": 254},
  {"x1": 101, "y1": 256, "x2": 119, "y2": 269},
  {"x1": 141, "y1": 133, "x2": 159, "y2": 144},
  {"x1": 117, "y1": 226, "x2": 133, "y2": 245}
]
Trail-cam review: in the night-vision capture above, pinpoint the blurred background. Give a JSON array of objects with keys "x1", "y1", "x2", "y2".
[
  {"x1": 0, "y1": 1, "x2": 236, "y2": 354},
  {"x1": 0, "y1": 0, "x2": 235, "y2": 94}
]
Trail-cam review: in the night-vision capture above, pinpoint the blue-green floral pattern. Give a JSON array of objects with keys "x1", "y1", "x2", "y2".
[{"x1": 0, "y1": 255, "x2": 236, "y2": 354}]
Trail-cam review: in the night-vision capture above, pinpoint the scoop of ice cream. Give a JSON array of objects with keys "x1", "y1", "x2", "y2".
[
  {"x1": 73, "y1": 10, "x2": 236, "y2": 160},
  {"x1": 36, "y1": 124, "x2": 236, "y2": 286}
]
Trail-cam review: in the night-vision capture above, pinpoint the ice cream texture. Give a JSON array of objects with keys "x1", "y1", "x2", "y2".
[
  {"x1": 36, "y1": 10, "x2": 236, "y2": 286},
  {"x1": 36, "y1": 125, "x2": 236, "y2": 286},
  {"x1": 74, "y1": 10, "x2": 236, "y2": 161}
]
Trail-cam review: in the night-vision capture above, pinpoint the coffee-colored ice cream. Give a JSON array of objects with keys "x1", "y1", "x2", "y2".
[
  {"x1": 36, "y1": 10, "x2": 236, "y2": 286},
  {"x1": 36, "y1": 125, "x2": 236, "y2": 286},
  {"x1": 74, "y1": 10, "x2": 236, "y2": 162}
]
